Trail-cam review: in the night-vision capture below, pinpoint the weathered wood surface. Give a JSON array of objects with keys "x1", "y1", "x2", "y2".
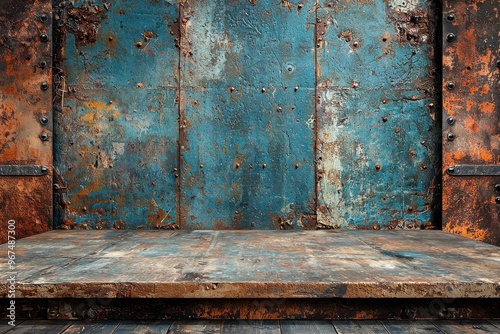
[
  {"x1": 1, "y1": 320, "x2": 500, "y2": 334},
  {"x1": 0, "y1": 230, "x2": 499, "y2": 299}
]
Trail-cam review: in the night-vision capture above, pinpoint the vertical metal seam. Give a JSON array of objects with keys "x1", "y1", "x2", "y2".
[
  {"x1": 313, "y1": 0, "x2": 319, "y2": 225},
  {"x1": 176, "y1": 1, "x2": 182, "y2": 228}
]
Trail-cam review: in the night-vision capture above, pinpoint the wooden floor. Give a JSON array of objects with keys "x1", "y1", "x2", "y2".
[
  {"x1": 1, "y1": 320, "x2": 499, "y2": 333},
  {"x1": 1, "y1": 230, "x2": 500, "y2": 299}
]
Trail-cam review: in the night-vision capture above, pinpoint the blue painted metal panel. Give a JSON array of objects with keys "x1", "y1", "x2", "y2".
[
  {"x1": 54, "y1": 0, "x2": 179, "y2": 229},
  {"x1": 179, "y1": 0, "x2": 317, "y2": 229},
  {"x1": 316, "y1": 0, "x2": 440, "y2": 229}
]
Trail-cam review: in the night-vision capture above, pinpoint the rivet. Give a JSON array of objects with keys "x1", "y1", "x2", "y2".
[
  {"x1": 295, "y1": 163, "x2": 299, "y2": 169},
  {"x1": 82, "y1": 207, "x2": 87, "y2": 212},
  {"x1": 316, "y1": 43, "x2": 321, "y2": 48},
  {"x1": 41, "y1": 166, "x2": 48, "y2": 174},
  {"x1": 447, "y1": 116, "x2": 455, "y2": 125},
  {"x1": 173, "y1": 167, "x2": 178, "y2": 172},
  {"x1": 261, "y1": 88, "x2": 266, "y2": 93},
  {"x1": 40, "y1": 132, "x2": 49, "y2": 141},
  {"x1": 447, "y1": 133, "x2": 455, "y2": 141},
  {"x1": 40, "y1": 33, "x2": 49, "y2": 42},
  {"x1": 496, "y1": 60, "x2": 500, "y2": 68},
  {"x1": 262, "y1": 164, "x2": 267, "y2": 169},
  {"x1": 316, "y1": 18, "x2": 322, "y2": 23},
  {"x1": 294, "y1": 86, "x2": 299, "y2": 92},
  {"x1": 382, "y1": 116, "x2": 388, "y2": 122},
  {"x1": 182, "y1": 18, "x2": 188, "y2": 23},
  {"x1": 446, "y1": 13, "x2": 455, "y2": 22},
  {"x1": 175, "y1": 174, "x2": 179, "y2": 178},
  {"x1": 496, "y1": 197, "x2": 500, "y2": 204},
  {"x1": 41, "y1": 82, "x2": 49, "y2": 90},
  {"x1": 352, "y1": 41, "x2": 358, "y2": 47},
  {"x1": 446, "y1": 33, "x2": 455, "y2": 42},
  {"x1": 199, "y1": 164, "x2": 203, "y2": 169},
  {"x1": 427, "y1": 103, "x2": 435, "y2": 108},
  {"x1": 235, "y1": 163, "x2": 240, "y2": 169},
  {"x1": 40, "y1": 116, "x2": 49, "y2": 125},
  {"x1": 494, "y1": 184, "x2": 500, "y2": 192},
  {"x1": 277, "y1": 107, "x2": 283, "y2": 112},
  {"x1": 446, "y1": 82, "x2": 455, "y2": 90},
  {"x1": 374, "y1": 164, "x2": 381, "y2": 171},
  {"x1": 39, "y1": 13, "x2": 48, "y2": 22},
  {"x1": 298, "y1": 3, "x2": 304, "y2": 9},
  {"x1": 109, "y1": 36, "x2": 113, "y2": 41},
  {"x1": 448, "y1": 166, "x2": 455, "y2": 174},
  {"x1": 230, "y1": 86, "x2": 235, "y2": 92},
  {"x1": 39, "y1": 60, "x2": 47, "y2": 68}
]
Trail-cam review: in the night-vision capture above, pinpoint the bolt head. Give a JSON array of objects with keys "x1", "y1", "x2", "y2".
[
  {"x1": 447, "y1": 116, "x2": 455, "y2": 125},
  {"x1": 446, "y1": 33, "x2": 455, "y2": 42},
  {"x1": 40, "y1": 132, "x2": 49, "y2": 141},
  {"x1": 446, "y1": 82, "x2": 455, "y2": 90},
  {"x1": 40, "y1": 33, "x2": 49, "y2": 42},
  {"x1": 39, "y1": 13, "x2": 48, "y2": 22},
  {"x1": 496, "y1": 197, "x2": 500, "y2": 204},
  {"x1": 495, "y1": 184, "x2": 500, "y2": 192},
  {"x1": 41, "y1": 82, "x2": 49, "y2": 90},
  {"x1": 448, "y1": 166, "x2": 455, "y2": 174},
  {"x1": 447, "y1": 133, "x2": 455, "y2": 141},
  {"x1": 496, "y1": 60, "x2": 500, "y2": 68},
  {"x1": 41, "y1": 166, "x2": 48, "y2": 174},
  {"x1": 446, "y1": 13, "x2": 455, "y2": 21},
  {"x1": 40, "y1": 116, "x2": 49, "y2": 125}
]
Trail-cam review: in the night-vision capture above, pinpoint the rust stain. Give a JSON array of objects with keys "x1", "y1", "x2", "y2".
[{"x1": 65, "y1": 4, "x2": 107, "y2": 47}]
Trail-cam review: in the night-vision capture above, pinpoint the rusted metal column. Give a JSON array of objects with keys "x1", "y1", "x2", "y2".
[
  {"x1": 442, "y1": 0, "x2": 500, "y2": 246},
  {"x1": 0, "y1": 0, "x2": 53, "y2": 241}
]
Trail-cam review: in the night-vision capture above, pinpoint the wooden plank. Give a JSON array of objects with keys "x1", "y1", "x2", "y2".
[
  {"x1": 281, "y1": 320, "x2": 335, "y2": 334},
  {"x1": 432, "y1": 320, "x2": 500, "y2": 333},
  {"x1": 442, "y1": 0, "x2": 500, "y2": 246},
  {"x1": 382, "y1": 321, "x2": 441, "y2": 333},
  {"x1": 168, "y1": 321, "x2": 221, "y2": 334},
  {"x1": 487, "y1": 321, "x2": 500, "y2": 330},
  {"x1": 113, "y1": 320, "x2": 173, "y2": 334},
  {"x1": 179, "y1": 0, "x2": 316, "y2": 230},
  {"x1": 333, "y1": 320, "x2": 388, "y2": 334},
  {"x1": 53, "y1": 0, "x2": 179, "y2": 230},
  {"x1": 0, "y1": 0, "x2": 53, "y2": 242},
  {"x1": 0, "y1": 230, "x2": 499, "y2": 299},
  {"x1": 6, "y1": 320, "x2": 73, "y2": 334},
  {"x1": 0, "y1": 320, "x2": 24, "y2": 334},
  {"x1": 316, "y1": 0, "x2": 439, "y2": 229},
  {"x1": 62, "y1": 321, "x2": 120, "y2": 334},
  {"x1": 221, "y1": 320, "x2": 280, "y2": 334}
]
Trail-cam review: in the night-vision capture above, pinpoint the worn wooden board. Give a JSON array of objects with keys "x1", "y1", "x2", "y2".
[
  {"x1": 316, "y1": 0, "x2": 440, "y2": 229},
  {"x1": 431, "y1": 320, "x2": 500, "y2": 334},
  {"x1": 442, "y1": 0, "x2": 500, "y2": 246},
  {"x1": 0, "y1": 0, "x2": 53, "y2": 242},
  {"x1": 52, "y1": 0, "x2": 179, "y2": 230},
  {"x1": 62, "y1": 320, "x2": 120, "y2": 334},
  {"x1": 280, "y1": 320, "x2": 335, "y2": 334},
  {"x1": 333, "y1": 320, "x2": 388, "y2": 334},
  {"x1": 0, "y1": 230, "x2": 498, "y2": 299},
  {"x1": 5, "y1": 320, "x2": 73, "y2": 334},
  {"x1": 179, "y1": 0, "x2": 316, "y2": 229},
  {"x1": 221, "y1": 320, "x2": 280, "y2": 334},
  {"x1": 382, "y1": 320, "x2": 441, "y2": 333},
  {"x1": 168, "y1": 320, "x2": 221, "y2": 334},
  {"x1": 113, "y1": 321, "x2": 172, "y2": 334}
]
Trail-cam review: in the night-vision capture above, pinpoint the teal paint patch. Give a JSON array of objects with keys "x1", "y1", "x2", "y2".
[
  {"x1": 316, "y1": 0, "x2": 440, "y2": 229},
  {"x1": 54, "y1": 0, "x2": 179, "y2": 229},
  {"x1": 179, "y1": 0, "x2": 317, "y2": 229}
]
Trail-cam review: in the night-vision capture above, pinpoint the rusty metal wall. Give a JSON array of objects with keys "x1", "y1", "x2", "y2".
[
  {"x1": 0, "y1": 0, "x2": 53, "y2": 242},
  {"x1": 48, "y1": 0, "x2": 440, "y2": 231},
  {"x1": 53, "y1": 0, "x2": 179, "y2": 230},
  {"x1": 442, "y1": 0, "x2": 500, "y2": 246},
  {"x1": 316, "y1": 0, "x2": 440, "y2": 229}
]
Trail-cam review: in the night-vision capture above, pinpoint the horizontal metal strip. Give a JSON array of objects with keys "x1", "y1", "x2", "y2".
[
  {"x1": 447, "y1": 165, "x2": 500, "y2": 176},
  {"x1": 0, "y1": 165, "x2": 49, "y2": 176}
]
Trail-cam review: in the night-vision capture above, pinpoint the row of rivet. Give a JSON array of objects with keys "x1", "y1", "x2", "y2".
[{"x1": 39, "y1": 12, "x2": 50, "y2": 142}]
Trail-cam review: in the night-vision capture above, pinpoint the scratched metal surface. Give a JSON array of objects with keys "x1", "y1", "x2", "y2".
[
  {"x1": 0, "y1": 0, "x2": 53, "y2": 242},
  {"x1": 53, "y1": 0, "x2": 179, "y2": 230},
  {"x1": 0, "y1": 230, "x2": 499, "y2": 299},
  {"x1": 179, "y1": 1, "x2": 317, "y2": 229},
  {"x1": 442, "y1": 0, "x2": 500, "y2": 246},
  {"x1": 49, "y1": 0, "x2": 442, "y2": 231},
  {"x1": 316, "y1": 0, "x2": 440, "y2": 230}
]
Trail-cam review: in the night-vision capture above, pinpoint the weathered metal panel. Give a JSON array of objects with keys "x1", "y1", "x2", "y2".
[
  {"x1": 53, "y1": 0, "x2": 179, "y2": 230},
  {"x1": 316, "y1": 0, "x2": 440, "y2": 229},
  {"x1": 179, "y1": 1, "x2": 317, "y2": 229},
  {"x1": 0, "y1": 0, "x2": 53, "y2": 242},
  {"x1": 442, "y1": 0, "x2": 500, "y2": 246}
]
